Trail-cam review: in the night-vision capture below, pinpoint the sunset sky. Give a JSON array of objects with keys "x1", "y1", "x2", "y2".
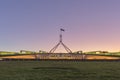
[{"x1": 0, "y1": 0, "x2": 120, "y2": 52}]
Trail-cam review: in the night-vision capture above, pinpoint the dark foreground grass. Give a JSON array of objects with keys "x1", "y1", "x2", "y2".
[{"x1": 0, "y1": 61, "x2": 120, "y2": 80}]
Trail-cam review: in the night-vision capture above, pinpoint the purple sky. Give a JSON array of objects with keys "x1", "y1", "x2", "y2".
[{"x1": 0, "y1": 0, "x2": 120, "y2": 52}]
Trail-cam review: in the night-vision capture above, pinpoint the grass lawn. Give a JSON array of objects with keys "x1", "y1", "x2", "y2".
[{"x1": 0, "y1": 61, "x2": 120, "y2": 80}]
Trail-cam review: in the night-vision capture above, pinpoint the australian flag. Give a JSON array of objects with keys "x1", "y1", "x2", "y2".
[{"x1": 60, "y1": 28, "x2": 65, "y2": 31}]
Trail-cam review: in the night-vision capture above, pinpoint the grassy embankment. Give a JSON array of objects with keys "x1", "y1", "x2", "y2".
[{"x1": 0, "y1": 61, "x2": 120, "y2": 80}]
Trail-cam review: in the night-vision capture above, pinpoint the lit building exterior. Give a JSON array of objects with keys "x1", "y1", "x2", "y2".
[{"x1": 36, "y1": 53, "x2": 86, "y2": 59}]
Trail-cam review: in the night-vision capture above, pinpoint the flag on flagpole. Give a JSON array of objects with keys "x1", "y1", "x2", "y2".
[{"x1": 60, "y1": 28, "x2": 65, "y2": 31}]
